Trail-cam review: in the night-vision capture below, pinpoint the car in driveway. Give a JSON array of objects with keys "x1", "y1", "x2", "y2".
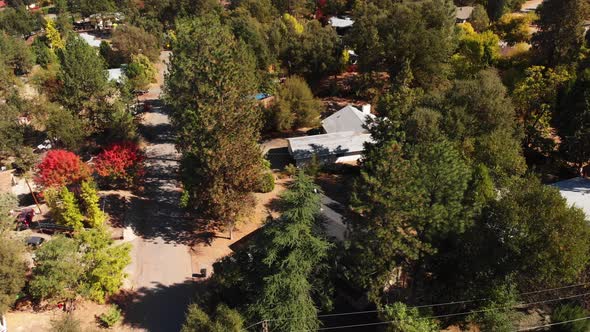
[{"x1": 25, "y1": 236, "x2": 45, "y2": 248}]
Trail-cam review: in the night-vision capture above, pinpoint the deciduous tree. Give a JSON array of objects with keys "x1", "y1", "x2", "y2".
[
  {"x1": 182, "y1": 304, "x2": 244, "y2": 332},
  {"x1": 35, "y1": 150, "x2": 91, "y2": 189},
  {"x1": 273, "y1": 76, "x2": 321, "y2": 131},
  {"x1": 111, "y1": 25, "x2": 160, "y2": 63}
]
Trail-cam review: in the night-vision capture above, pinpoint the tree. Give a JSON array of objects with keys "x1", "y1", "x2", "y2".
[
  {"x1": 35, "y1": 150, "x2": 91, "y2": 189},
  {"x1": 0, "y1": 31, "x2": 35, "y2": 75},
  {"x1": 467, "y1": 284, "x2": 520, "y2": 332},
  {"x1": 0, "y1": 193, "x2": 17, "y2": 232},
  {"x1": 0, "y1": 7, "x2": 43, "y2": 38},
  {"x1": 45, "y1": 105, "x2": 87, "y2": 151},
  {"x1": 181, "y1": 304, "x2": 244, "y2": 332},
  {"x1": 348, "y1": 0, "x2": 457, "y2": 89},
  {"x1": 552, "y1": 304, "x2": 590, "y2": 332},
  {"x1": 469, "y1": 4, "x2": 490, "y2": 32},
  {"x1": 45, "y1": 187, "x2": 85, "y2": 231},
  {"x1": 443, "y1": 69, "x2": 526, "y2": 182},
  {"x1": 249, "y1": 171, "x2": 330, "y2": 331},
  {"x1": 124, "y1": 54, "x2": 156, "y2": 90},
  {"x1": 29, "y1": 236, "x2": 83, "y2": 302},
  {"x1": 57, "y1": 35, "x2": 110, "y2": 129},
  {"x1": 68, "y1": 0, "x2": 115, "y2": 17},
  {"x1": 481, "y1": 177, "x2": 590, "y2": 288},
  {"x1": 453, "y1": 23, "x2": 500, "y2": 77},
  {"x1": 111, "y1": 25, "x2": 160, "y2": 63},
  {"x1": 77, "y1": 227, "x2": 131, "y2": 303},
  {"x1": 0, "y1": 235, "x2": 26, "y2": 315},
  {"x1": 555, "y1": 69, "x2": 590, "y2": 170},
  {"x1": 79, "y1": 180, "x2": 106, "y2": 228},
  {"x1": 165, "y1": 17, "x2": 264, "y2": 238},
  {"x1": 46, "y1": 20, "x2": 65, "y2": 50},
  {"x1": 94, "y1": 141, "x2": 146, "y2": 187},
  {"x1": 513, "y1": 66, "x2": 570, "y2": 153},
  {"x1": 494, "y1": 13, "x2": 534, "y2": 46},
  {"x1": 273, "y1": 76, "x2": 322, "y2": 131},
  {"x1": 532, "y1": 0, "x2": 588, "y2": 66},
  {"x1": 382, "y1": 302, "x2": 438, "y2": 332}
]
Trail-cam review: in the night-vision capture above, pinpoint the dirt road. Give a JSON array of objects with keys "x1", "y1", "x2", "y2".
[{"x1": 122, "y1": 51, "x2": 196, "y2": 332}]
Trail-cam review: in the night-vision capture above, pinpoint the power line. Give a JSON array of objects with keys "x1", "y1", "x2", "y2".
[
  {"x1": 305, "y1": 291, "x2": 590, "y2": 331},
  {"x1": 517, "y1": 316, "x2": 590, "y2": 331},
  {"x1": 263, "y1": 282, "x2": 590, "y2": 323},
  {"x1": 243, "y1": 283, "x2": 590, "y2": 331}
]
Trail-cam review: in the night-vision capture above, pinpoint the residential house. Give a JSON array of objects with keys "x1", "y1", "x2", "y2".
[
  {"x1": 455, "y1": 6, "x2": 474, "y2": 24},
  {"x1": 552, "y1": 177, "x2": 590, "y2": 221},
  {"x1": 328, "y1": 16, "x2": 355, "y2": 36},
  {"x1": 287, "y1": 104, "x2": 375, "y2": 167}
]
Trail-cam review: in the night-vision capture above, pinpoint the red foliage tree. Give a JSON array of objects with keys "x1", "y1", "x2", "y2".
[
  {"x1": 94, "y1": 141, "x2": 146, "y2": 186},
  {"x1": 35, "y1": 150, "x2": 91, "y2": 189}
]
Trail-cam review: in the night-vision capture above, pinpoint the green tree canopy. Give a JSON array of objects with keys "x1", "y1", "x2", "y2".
[
  {"x1": 181, "y1": 303, "x2": 244, "y2": 332},
  {"x1": 273, "y1": 76, "x2": 322, "y2": 131},
  {"x1": 165, "y1": 16, "x2": 264, "y2": 238},
  {"x1": 111, "y1": 25, "x2": 160, "y2": 63}
]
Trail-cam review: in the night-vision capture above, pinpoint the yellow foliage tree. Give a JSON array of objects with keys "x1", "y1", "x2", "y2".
[{"x1": 46, "y1": 20, "x2": 64, "y2": 50}]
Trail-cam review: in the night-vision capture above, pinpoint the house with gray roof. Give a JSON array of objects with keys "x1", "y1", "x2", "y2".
[{"x1": 287, "y1": 104, "x2": 375, "y2": 167}]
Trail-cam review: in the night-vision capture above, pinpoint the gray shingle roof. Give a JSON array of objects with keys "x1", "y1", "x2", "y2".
[{"x1": 321, "y1": 105, "x2": 375, "y2": 134}]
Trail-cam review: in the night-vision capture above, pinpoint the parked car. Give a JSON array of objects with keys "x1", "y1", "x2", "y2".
[{"x1": 25, "y1": 236, "x2": 45, "y2": 248}]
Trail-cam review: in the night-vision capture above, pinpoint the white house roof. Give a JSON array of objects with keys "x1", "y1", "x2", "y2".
[
  {"x1": 329, "y1": 16, "x2": 355, "y2": 28},
  {"x1": 456, "y1": 6, "x2": 474, "y2": 20},
  {"x1": 552, "y1": 177, "x2": 590, "y2": 220},
  {"x1": 107, "y1": 68, "x2": 123, "y2": 82},
  {"x1": 79, "y1": 32, "x2": 101, "y2": 47},
  {"x1": 287, "y1": 132, "x2": 374, "y2": 161},
  {"x1": 322, "y1": 105, "x2": 375, "y2": 134}
]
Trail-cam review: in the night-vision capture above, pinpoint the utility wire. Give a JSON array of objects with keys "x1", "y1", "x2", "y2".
[
  {"x1": 305, "y1": 291, "x2": 590, "y2": 331},
  {"x1": 517, "y1": 316, "x2": 590, "y2": 331},
  {"x1": 243, "y1": 283, "x2": 590, "y2": 331},
  {"x1": 263, "y1": 282, "x2": 590, "y2": 323}
]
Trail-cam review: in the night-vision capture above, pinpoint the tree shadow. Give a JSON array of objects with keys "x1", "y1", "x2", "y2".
[{"x1": 115, "y1": 280, "x2": 205, "y2": 332}]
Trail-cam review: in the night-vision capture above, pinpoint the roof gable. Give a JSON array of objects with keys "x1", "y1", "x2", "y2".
[{"x1": 321, "y1": 105, "x2": 375, "y2": 134}]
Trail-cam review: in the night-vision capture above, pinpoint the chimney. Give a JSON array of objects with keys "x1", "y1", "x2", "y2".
[{"x1": 361, "y1": 104, "x2": 371, "y2": 115}]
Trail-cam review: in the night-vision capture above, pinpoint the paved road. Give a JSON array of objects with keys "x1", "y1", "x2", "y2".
[{"x1": 123, "y1": 52, "x2": 196, "y2": 332}]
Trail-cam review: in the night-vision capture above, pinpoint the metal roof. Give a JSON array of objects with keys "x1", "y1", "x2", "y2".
[
  {"x1": 287, "y1": 131, "x2": 374, "y2": 160},
  {"x1": 321, "y1": 105, "x2": 375, "y2": 134},
  {"x1": 552, "y1": 177, "x2": 590, "y2": 221},
  {"x1": 79, "y1": 32, "x2": 102, "y2": 47},
  {"x1": 456, "y1": 6, "x2": 474, "y2": 20},
  {"x1": 328, "y1": 16, "x2": 355, "y2": 28}
]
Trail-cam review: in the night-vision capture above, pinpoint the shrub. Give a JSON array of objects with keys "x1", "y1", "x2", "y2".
[
  {"x1": 551, "y1": 304, "x2": 590, "y2": 332},
  {"x1": 35, "y1": 150, "x2": 91, "y2": 189},
  {"x1": 99, "y1": 305, "x2": 122, "y2": 328},
  {"x1": 257, "y1": 172, "x2": 275, "y2": 193},
  {"x1": 50, "y1": 314, "x2": 82, "y2": 332},
  {"x1": 94, "y1": 141, "x2": 145, "y2": 187}
]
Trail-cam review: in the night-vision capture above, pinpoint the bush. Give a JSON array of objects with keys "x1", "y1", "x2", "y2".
[
  {"x1": 257, "y1": 172, "x2": 275, "y2": 193},
  {"x1": 50, "y1": 314, "x2": 82, "y2": 332},
  {"x1": 551, "y1": 304, "x2": 590, "y2": 332},
  {"x1": 94, "y1": 141, "x2": 146, "y2": 187},
  {"x1": 35, "y1": 150, "x2": 91, "y2": 189},
  {"x1": 99, "y1": 305, "x2": 122, "y2": 328}
]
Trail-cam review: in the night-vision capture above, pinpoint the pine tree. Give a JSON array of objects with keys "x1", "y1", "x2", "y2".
[
  {"x1": 79, "y1": 180, "x2": 106, "y2": 228},
  {"x1": 165, "y1": 16, "x2": 264, "y2": 238},
  {"x1": 250, "y1": 171, "x2": 330, "y2": 331}
]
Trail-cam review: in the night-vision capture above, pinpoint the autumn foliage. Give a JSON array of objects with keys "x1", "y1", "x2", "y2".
[
  {"x1": 94, "y1": 141, "x2": 146, "y2": 186},
  {"x1": 35, "y1": 150, "x2": 91, "y2": 189}
]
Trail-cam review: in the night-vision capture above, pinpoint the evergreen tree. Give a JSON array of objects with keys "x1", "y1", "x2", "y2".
[
  {"x1": 532, "y1": 0, "x2": 588, "y2": 66},
  {"x1": 80, "y1": 180, "x2": 106, "y2": 228},
  {"x1": 181, "y1": 304, "x2": 244, "y2": 332},
  {"x1": 0, "y1": 235, "x2": 26, "y2": 315},
  {"x1": 249, "y1": 171, "x2": 330, "y2": 331},
  {"x1": 165, "y1": 16, "x2": 264, "y2": 238},
  {"x1": 57, "y1": 35, "x2": 109, "y2": 130},
  {"x1": 273, "y1": 76, "x2": 322, "y2": 131},
  {"x1": 46, "y1": 187, "x2": 85, "y2": 231}
]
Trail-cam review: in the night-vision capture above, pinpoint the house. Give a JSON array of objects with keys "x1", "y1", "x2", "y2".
[
  {"x1": 552, "y1": 177, "x2": 590, "y2": 221},
  {"x1": 455, "y1": 6, "x2": 474, "y2": 23},
  {"x1": 107, "y1": 68, "x2": 123, "y2": 83},
  {"x1": 287, "y1": 104, "x2": 375, "y2": 166}
]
